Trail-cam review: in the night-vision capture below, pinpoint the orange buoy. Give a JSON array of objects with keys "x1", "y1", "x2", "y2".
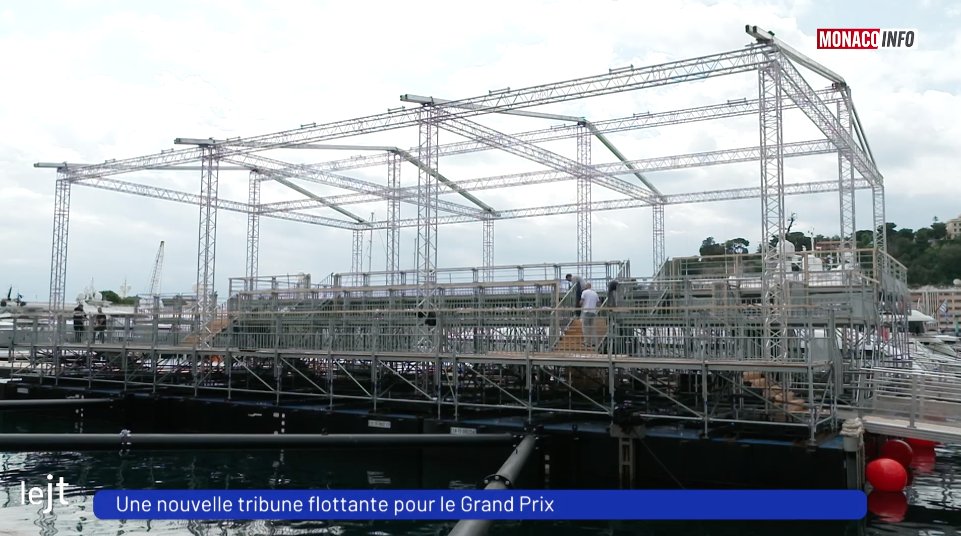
[
  {"x1": 880, "y1": 439, "x2": 914, "y2": 469},
  {"x1": 867, "y1": 491, "x2": 908, "y2": 523},
  {"x1": 866, "y1": 458, "x2": 908, "y2": 492},
  {"x1": 911, "y1": 445, "x2": 936, "y2": 473},
  {"x1": 905, "y1": 437, "x2": 938, "y2": 448}
]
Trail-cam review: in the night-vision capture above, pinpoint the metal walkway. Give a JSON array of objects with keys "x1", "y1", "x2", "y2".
[{"x1": 844, "y1": 366, "x2": 961, "y2": 444}]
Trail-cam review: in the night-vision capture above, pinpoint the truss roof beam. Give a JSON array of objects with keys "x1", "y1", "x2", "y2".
[
  {"x1": 401, "y1": 94, "x2": 584, "y2": 122},
  {"x1": 776, "y1": 58, "x2": 882, "y2": 186},
  {"x1": 35, "y1": 162, "x2": 252, "y2": 172},
  {"x1": 71, "y1": 177, "x2": 358, "y2": 229},
  {"x1": 258, "y1": 139, "x2": 834, "y2": 213},
  {"x1": 747, "y1": 25, "x2": 880, "y2": 178},
  {"x1": 372, "y1": 176, "x2": 871, "y2": 229},
  {"x1": 230, "y1": 143, "x2": 400, "y2": 152},
  {"x1": 276, "y1": 88, "x2": 837, "y2": 176},
  {"x1": 746, "y1": 25, "x2": 847, "y2": 85},
  {"x1": 56, "y1": 45, "x2": 769, "y2": 181}
]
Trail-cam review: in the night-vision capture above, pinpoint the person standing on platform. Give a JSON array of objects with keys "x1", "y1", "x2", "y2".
[
  {"x1": 580, "y1": 283, "x2": 600, "y2": 348},
  {"x1": 606, "y1": 279, "x2": 619, "y2": 308},
  {"x1": 94, "y1": 307, "x2": 107, "y2": 343},
  {"x1": 72, "y1": 303, "x2": 86, "y2": 343},
  {"x1": 566, "y1": 273, "x2": 584, "y2": 315}
]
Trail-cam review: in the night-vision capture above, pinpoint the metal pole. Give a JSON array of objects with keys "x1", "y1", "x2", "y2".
[
  {"x1": 0, "y1": 399, "x2": 114, "y2": 410},
  {"x1": 448, "y1": 434, "x2": 537, "y2": 536},
  {"x1": 0, "y1": 433, "x2": 517, "y2": 451}
]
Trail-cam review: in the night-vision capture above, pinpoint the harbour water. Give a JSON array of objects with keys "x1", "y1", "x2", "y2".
[{"x1": 0, "y1": 410, "x2": 956, "y2": 535}]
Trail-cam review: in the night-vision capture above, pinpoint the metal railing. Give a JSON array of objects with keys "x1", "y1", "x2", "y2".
[
  {"x1": 315, "y1": 260, "x2": 629, "y2": 289},
  {"x1": 855, "y1": 366, "x2": 961, "y2": 430}
]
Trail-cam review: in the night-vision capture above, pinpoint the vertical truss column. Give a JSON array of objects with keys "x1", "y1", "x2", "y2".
[
  {"x1": 576, "y1": 124, "x2": 592, "y2": 278},
  {"x1": 759, "y1": 56, "x2": 787, "y2": 361},
  {"x1": 48, "y1": 172, "x2": 71, "y2": 315},
  {"x1": 246, "y1": 171, "x2": 261, "y2": 291},
  {"x1": 872, "y1": 185, "x2": 886, "y2": 255},
  {"x1": 652, "y1": 204, "x2": 665, "y2": 276},
  {"x1": 416, "y1": 107, "x2": 439, "y2": 298},
  {"x1": 836, "y1": 99, "x2": 856, "y2": 250},
  {"x1": 196, "y1": 146, "x2": 220, "y2": 325},
  {"x1": 482, "y1": 215, "x2": 494, "y2": 282},
  {"x1": 368, "y1": 213, "x2": 374, "y2": 273},
  {"x1": 386, "y1": 152, "x2": 401, "y2": 282},
  {"x1": 414, "y1": 107, "x2": 440, "y2": 352},
  {"x1": 351, "y1": 228, "x2": 364, "y2": 283}
]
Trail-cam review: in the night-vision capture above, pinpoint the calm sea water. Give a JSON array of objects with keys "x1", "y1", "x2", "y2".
[{"x1": 0, "y1": 410, "x2": 956, "y2": 536}]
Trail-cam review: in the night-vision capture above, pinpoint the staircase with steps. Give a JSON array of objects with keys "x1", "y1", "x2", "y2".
[
  {"x1": 553, "y1": 316, "x2": 609, "y2": 352},
  {"x1": 181, "y1": 313, "x2": 233, "y2": 347}
]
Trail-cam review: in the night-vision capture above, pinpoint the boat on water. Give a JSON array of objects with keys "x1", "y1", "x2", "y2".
[
  {"x1": 0, "y1": 288, "x2": 54, "y2": 347},
  {"x1": 0, "y1": 288, "x2": 140, "y2": 348}
]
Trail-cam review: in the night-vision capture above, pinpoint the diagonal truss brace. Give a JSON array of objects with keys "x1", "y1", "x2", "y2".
[
  {"x1": 233, "y1": 153, "x2": 482, "y2": 218},
  {"x1": 391, "y1": 148, "x2": 497, "y2": 215},
  {"x1": 271, "y1": 176, "x2": 368, "y2": 223},
  {"x1": 433, "y1": 109, "x2": 657, "y2": 202}
]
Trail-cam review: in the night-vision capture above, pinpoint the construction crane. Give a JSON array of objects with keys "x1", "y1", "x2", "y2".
[{"x1": 148, "y1": 241, "x2": 165, "y2": 296}]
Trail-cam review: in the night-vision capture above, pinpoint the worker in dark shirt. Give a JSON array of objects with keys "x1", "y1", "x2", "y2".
[
  {"x1": 72, "y1": 304, "x2": 86, "y2": 342},
  {"x1": 566, "y1": 273, "x2": 584, "y2": 315},
  {"x1": 94, "y1": 307, "x2": 107, "y2": 343}
]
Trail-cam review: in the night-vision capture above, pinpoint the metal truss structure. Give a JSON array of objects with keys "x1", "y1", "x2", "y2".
[{"x1": 27, "y1": 28, "x2": 912, "y2": 439}]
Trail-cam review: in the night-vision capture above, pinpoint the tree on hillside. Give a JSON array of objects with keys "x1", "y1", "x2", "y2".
[
  {"x1": 100, "y1": 290, "x2": 139, "y2": 306},
  {"x1": 696, "y1": 216, "x2": 961, "y2": 287},
  {"x1": 699, "y1": 237, "x2": 725, "y2": 256},
  {"x1": 724, "y1": 237, "x2": 750, "y2": 254}
]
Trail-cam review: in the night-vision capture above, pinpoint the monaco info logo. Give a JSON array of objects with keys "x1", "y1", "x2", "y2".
[{"x1": 817, "y1": 28, "x2": 916, "y2": 49}]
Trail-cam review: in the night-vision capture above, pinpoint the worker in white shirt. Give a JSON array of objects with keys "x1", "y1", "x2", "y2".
[{"x1": 580, "y1": 282, "x2": 600, "y2": 348}]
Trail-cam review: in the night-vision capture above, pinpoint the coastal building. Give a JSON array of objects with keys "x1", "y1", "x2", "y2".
[
  {"x1": 911, "y1": 285, "x2": 961, "y2": 331},
  {"x1": 946, "y1": 215, "x2": 961, "y2": 239}
]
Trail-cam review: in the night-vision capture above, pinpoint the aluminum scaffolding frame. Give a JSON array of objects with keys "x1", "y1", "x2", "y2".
[{"x1": 28, "y1": 28, "x2": 919, "y2": 439}]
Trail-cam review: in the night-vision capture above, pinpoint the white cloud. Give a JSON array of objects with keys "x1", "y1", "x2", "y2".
[{"x1": 0, "y1": 1, "x2": 957, "y2": 301}]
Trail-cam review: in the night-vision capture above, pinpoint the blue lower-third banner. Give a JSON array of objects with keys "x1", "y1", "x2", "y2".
[{"x1": 93, "y1": 490, "x2": 866, "y2": 520}]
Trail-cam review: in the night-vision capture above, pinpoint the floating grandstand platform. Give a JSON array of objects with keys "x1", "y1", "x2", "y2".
[{"x1": 10, "y1": 249, "x2": 929, "y2": 443}]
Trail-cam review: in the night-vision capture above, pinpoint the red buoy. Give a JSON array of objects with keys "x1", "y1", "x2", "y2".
[
  {"x1": 911, "y1": 445, "x2": 936, "y2": 473},
  {"x1": 905, "y1": 437, "x2": 938, "y2": 448},
  {"x1": 880, "y1": 439, "x2": 914, "y2": 469},
  {"x1": 867, "y1": 491, "x2": 908, "y2": 523},
  {"x1": 866, "y1": 458, "x2": 908, "y2": 492}
]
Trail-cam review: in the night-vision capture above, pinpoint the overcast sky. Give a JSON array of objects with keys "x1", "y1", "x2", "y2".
[{"x1": 1, "y1": 0, "x2": 959, "y2": 302}]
